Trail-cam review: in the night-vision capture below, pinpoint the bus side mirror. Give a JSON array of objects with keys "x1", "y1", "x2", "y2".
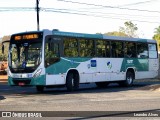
[{"x1": 2, "y1": 44, "x2": 4, "y2": 54}]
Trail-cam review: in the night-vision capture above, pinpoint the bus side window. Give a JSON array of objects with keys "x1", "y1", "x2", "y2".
[
  {"x1": 137, "y1": 43, "x2": 148, "y2": 58},
  {"x1": 96, "y1": 40, "x2": 106, "y2": 57},
  {"x1": 111, "y1": 41, "x2": 123, "y2": 58},
  {"x1": 64, "y1": 38, "x2": 78, "y2": 57},
  {"x1": 79, "y1": 39, "x2": 95, "y2": 57},
  {"x1": 148, "y1": 43, "x2": 157, "y2": 58},
  {"x1": 124, "y1": 42, "x2": 136, "y2": 58},
  {"x1": 105, "y1": 41, "x2": 110, "y2": 57}
]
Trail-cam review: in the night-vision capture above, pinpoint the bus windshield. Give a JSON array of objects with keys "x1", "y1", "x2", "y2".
[{"x1": 9, "y1": 42, "x2": 42, "y2": 73}]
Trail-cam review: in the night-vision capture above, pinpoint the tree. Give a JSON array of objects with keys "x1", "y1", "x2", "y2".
[
  {"x1": 2, "y1": 35, "x2": 10, "y2": 42},
  {"x1": 153, "y1": 26, "x2": 160, "y2": 51},
  {"x1": 105, "y1": 31, "x2": 128, "y2": 37},
  {"x1": 104, "y1": 21, "x2": 138, "y2": 38},
  {"x1": 0, "y1": 35, "x2": 10, "y2": 61},
  {"x1": 119, "y1": 21, "x2": 138, "y2": 38},
  {"x1": 154, "y1": 26, "x2": 160, "y2": 34}
]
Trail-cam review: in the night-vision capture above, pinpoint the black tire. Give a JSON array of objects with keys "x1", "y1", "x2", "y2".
[
  {"x1": 119, "y1": 71, "x2": 134, "y2": 87},
  {"x1": 66, "y1": 72, "x2": 79, "y2": 91},
  {"x1": 95, "y1": 82, "x2": 109, "y2": 88},
  {"x1": 36, "y1": 86, "x2": 44, "y2": 92}
]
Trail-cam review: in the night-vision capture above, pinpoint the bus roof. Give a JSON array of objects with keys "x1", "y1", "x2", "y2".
[
  {"x1": 52, "y1": 30, "x2": 103, "y2": 39},
  {"x1": 52, "y1": 30, "x2": 156, "y2": 43},
  {"x1": 102, "y1": 35, "x2": 156, "y2": 43},
  {"x1": 10, "y1": 29, "x2": 156, "y2": 43}
]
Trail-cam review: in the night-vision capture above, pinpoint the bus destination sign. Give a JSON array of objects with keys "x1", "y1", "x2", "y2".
[{"x1": 14, "y1": 34, "x2": 40, "y2": 41}]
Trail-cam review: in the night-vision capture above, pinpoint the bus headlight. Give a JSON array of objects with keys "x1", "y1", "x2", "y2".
[{"x1": 33, "y1": 68, "x2": 42, "y2": 78}]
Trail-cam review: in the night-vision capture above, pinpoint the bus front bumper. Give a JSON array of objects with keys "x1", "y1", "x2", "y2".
[{"x1": 8, "y1": 75, "x2": 46, "y2": 86}]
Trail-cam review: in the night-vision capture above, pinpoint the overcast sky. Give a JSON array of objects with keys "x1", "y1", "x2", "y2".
[{"x1": 0, "y1": 0, "x2": 160, "y2": 39}]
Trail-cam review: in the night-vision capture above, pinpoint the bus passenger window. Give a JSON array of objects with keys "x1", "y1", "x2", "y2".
[
  {"x1": 96, "y1": 40, "x2": 106, "y2": 57},
  {"x1": 137, "y1": 43, "x2": 148, "y2": 58},
  {"x1": 124, "y1": 42, "x2": 136, "y2": 58},
  {"x1": 79, "y1": 39, "x2": 95, "y2": 57},
  {"x1": 148, "y1": 44, "x2": 157, "y2": 58},
  {"x1": 64, "y1": 38, "x2": 78, "y2": 57},
  {"x1": 111, "y1": 41, "x2": 123, "y2": 58}
]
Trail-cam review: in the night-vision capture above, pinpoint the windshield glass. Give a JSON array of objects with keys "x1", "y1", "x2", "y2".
[{"x1": 9, "y1": 42, "x2": 42, "y2": 73}]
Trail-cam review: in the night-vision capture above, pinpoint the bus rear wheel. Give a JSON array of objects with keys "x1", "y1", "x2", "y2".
[
  {"x1": 119, "y1": 71, "x2": 134, "y2": 87},
  {"x1": 36, "y1": 86, "x2": 44, "y2": 92},
  {"x1": 66, "y1": 72, "x2": 79, "y2": 91}
]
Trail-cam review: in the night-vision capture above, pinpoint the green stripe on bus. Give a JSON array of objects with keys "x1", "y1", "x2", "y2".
[
  {"x1": 46, "y1": 58, "x2": 91, "y2": 74},
  {"x1": 120, "y1": 58, "x2": 149, "y2": 72}
]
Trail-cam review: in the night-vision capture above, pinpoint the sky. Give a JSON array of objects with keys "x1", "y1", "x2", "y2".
[{"x1": 0, "y1": 0, "x2": 160, "y2": 39}]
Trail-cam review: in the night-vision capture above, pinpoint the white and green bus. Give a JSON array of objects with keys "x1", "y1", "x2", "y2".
[{"x1": 7, "y1": 29, "x2": 159, "y2": 92}]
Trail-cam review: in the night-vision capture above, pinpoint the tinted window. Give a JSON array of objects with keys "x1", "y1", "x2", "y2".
[
  {"x1": 64, "y1": 38, "x2": 78, "y2": 57},
  {"x1": 124, "y1": 42, "x2": 136, "y2": 58},
  {"x1": 96, "y1": 40, "x2": 110, "y2": 57},
  {"x1": 79, "y1": 39, "x2": 95, "y2": 57},
  {"x1": 137, "y1": 43, "x2": 148, "y2": 58},
  {"x1": 111, "y1": 41, "x2": 123, "y2": 58}
]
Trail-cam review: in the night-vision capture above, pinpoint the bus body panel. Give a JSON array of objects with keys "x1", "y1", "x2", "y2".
[{"x1": 8, "y1": 74, "x2": 46, "y2": 86}]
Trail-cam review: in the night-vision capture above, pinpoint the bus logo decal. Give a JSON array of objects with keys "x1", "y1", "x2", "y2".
[
  {"x1": 91, "y1": 60, "x2": 97, "y2": 67},
  {"x1": 127, "y1": 60, "x2": 133, "y2": 64},
  {"x1": 107, "y1": 61, "x2": 112, "y2": 69}
]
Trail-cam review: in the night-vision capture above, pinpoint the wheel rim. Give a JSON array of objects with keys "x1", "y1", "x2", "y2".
[
  {"x1": 71, "y1": 78, "x2": 74, "y2": 86},
  {"x1": 127, "y1": 76, "x2": 133, "y2": 84}
]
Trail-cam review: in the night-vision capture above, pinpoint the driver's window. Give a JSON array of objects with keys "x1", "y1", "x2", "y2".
[{"x1": 45, "y1": 39, "x2": 60, "y2": 67}]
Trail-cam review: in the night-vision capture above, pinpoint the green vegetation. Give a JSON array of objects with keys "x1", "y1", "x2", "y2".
[
  {"x1": 0, "y1": 35, "x2": 10, "y2": 61},
  {"x1": 105, "y1": 21, "x2": 138, "y2": 38},
  {"x1": 153, "y1": 26, "x2": 160, "y2": 51}
]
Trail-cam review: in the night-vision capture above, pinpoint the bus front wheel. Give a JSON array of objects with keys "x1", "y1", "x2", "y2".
[{"x1": 66, "y1": 72, "x2": 79, "y2": 91}]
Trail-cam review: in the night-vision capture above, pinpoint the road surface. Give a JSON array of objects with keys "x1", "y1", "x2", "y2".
[{"x1": 0, "y1": 77, "x2": 160, "y2": 119}]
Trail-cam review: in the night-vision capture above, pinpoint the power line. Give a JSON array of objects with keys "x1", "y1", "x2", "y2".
[
  {"x1": 0, "y1": 7, "x2": 160, "y2": 24},
  {"x1": 57, "y1": 0, "x2": 160, "y2": 13},
  {"x1": 43, "y1": 8, "x2": 160, "y2": 24},
  {"x1": 1, "y1": 7, "x2": 159, "y2": 19},
  {"x1": 42, "y1": 8, "x2": 160, "y2": 19},
  {"x1": 0, "y1": 7, "x2": 35, "y2": 12},
  {"x1": 118, "y1": 0, "x2": 158, "y2": 7}
]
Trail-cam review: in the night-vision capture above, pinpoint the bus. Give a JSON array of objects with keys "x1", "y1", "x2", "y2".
[{"x1": 6, "y1": 29, "x2": 159, "y2": 92}]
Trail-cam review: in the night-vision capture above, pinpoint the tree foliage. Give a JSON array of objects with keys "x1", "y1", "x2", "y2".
[
  {"x1": 105, "y1": 31, "x2": 128, "y2": 37},
  {"x1": 154, "y1": 26, "x2": 160, "y2": 34},
  {"x1": 105, "y1": 21, "x2": 138, "y2": 38},
  {"x1": 2, "y1": 35, "x2": 10, "y2": 42},
  {"x1": 153, "y1": 26, "x2": 160, "y2": 51},
  {"x1": 119, "y1": 21, "x2": 138, "y2": 38},
  {"x1": 0, "y1": 35, "x2": 10, "y2": 61}
]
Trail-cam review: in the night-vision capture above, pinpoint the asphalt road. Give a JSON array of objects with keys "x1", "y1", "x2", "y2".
[{"x1": 0, "y1": 78, "x2": 160, "y2": 119}]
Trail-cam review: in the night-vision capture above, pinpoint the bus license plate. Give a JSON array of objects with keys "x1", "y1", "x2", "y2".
[{"x1": 19, "y1": 82, "x2": 25, "y2": 86}]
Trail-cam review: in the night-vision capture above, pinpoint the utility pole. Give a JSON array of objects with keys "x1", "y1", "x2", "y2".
[{"x1": 36, "y1": 0, "x2": 40, "y2": 31}]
